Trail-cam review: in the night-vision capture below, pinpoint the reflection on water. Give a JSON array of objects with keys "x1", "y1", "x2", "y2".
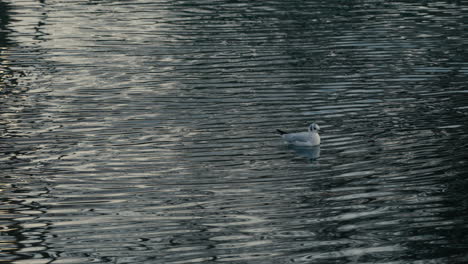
[
  {"x1": 287, "y1": 145, "x2": 320, "y2": 161},
  {"x1": 1, "y1": 0, "x2": 468, "y2": 263}
]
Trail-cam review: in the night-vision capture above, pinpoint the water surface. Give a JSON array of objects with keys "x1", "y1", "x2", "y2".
[{"x1": 1, "y1": 1, "x2": 467, "y2": 263}]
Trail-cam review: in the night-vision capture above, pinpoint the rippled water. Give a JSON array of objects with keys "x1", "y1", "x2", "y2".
[{"x1": 1, "y1": 1, "x2": 467, "y2": 263}]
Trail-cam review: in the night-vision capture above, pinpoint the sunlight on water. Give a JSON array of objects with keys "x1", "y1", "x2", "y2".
[{"x1": 1, "y1": 0, "x2": 467, "y2": 263}]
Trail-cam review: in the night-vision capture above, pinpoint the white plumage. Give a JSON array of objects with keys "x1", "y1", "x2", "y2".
[{"x1": 277, "y1": 123, "x2": 321, "y2": 146}]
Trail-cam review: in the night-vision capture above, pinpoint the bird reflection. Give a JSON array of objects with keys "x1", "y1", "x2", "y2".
[{"x1": 288, "y1": 145, "x2": 320, "y2": 160}]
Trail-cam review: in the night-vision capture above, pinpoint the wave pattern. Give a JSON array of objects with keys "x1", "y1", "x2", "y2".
[{"x1": 1, "y1": 0, "x2": 467, "y2": 263}]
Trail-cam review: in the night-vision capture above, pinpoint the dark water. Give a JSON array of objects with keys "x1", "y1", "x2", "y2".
[{"x1": 1, "y1": 1, "x2": 467, "y2": 263}]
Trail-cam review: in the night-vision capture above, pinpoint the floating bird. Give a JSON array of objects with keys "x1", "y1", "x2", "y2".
[{"x1": 277, "y1": 123, "x2": 321, "y2": 146}]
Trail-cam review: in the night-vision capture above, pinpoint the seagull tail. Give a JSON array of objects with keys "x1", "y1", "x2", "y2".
[{"x1": 276, "y1": 129, "x2": 288, "y2": 135}]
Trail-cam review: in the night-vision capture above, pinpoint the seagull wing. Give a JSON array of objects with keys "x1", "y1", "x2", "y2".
[{"x1": 282, "y1": 132, "x2": 310, "y2": 143}]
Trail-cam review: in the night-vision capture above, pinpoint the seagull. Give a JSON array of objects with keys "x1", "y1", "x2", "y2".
[{"x1": 277, "y1": 123, "x2": 321, "y2": 146}]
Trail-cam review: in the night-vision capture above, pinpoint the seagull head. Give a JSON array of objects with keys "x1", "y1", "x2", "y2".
[{"x1": 308, "y1": 123, "x2": 320, "y2": 133}]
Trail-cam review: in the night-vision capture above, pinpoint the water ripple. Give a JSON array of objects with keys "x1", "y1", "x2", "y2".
[{"x1": 1, "y1": 0, "x2": 467, "y2": 263}]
